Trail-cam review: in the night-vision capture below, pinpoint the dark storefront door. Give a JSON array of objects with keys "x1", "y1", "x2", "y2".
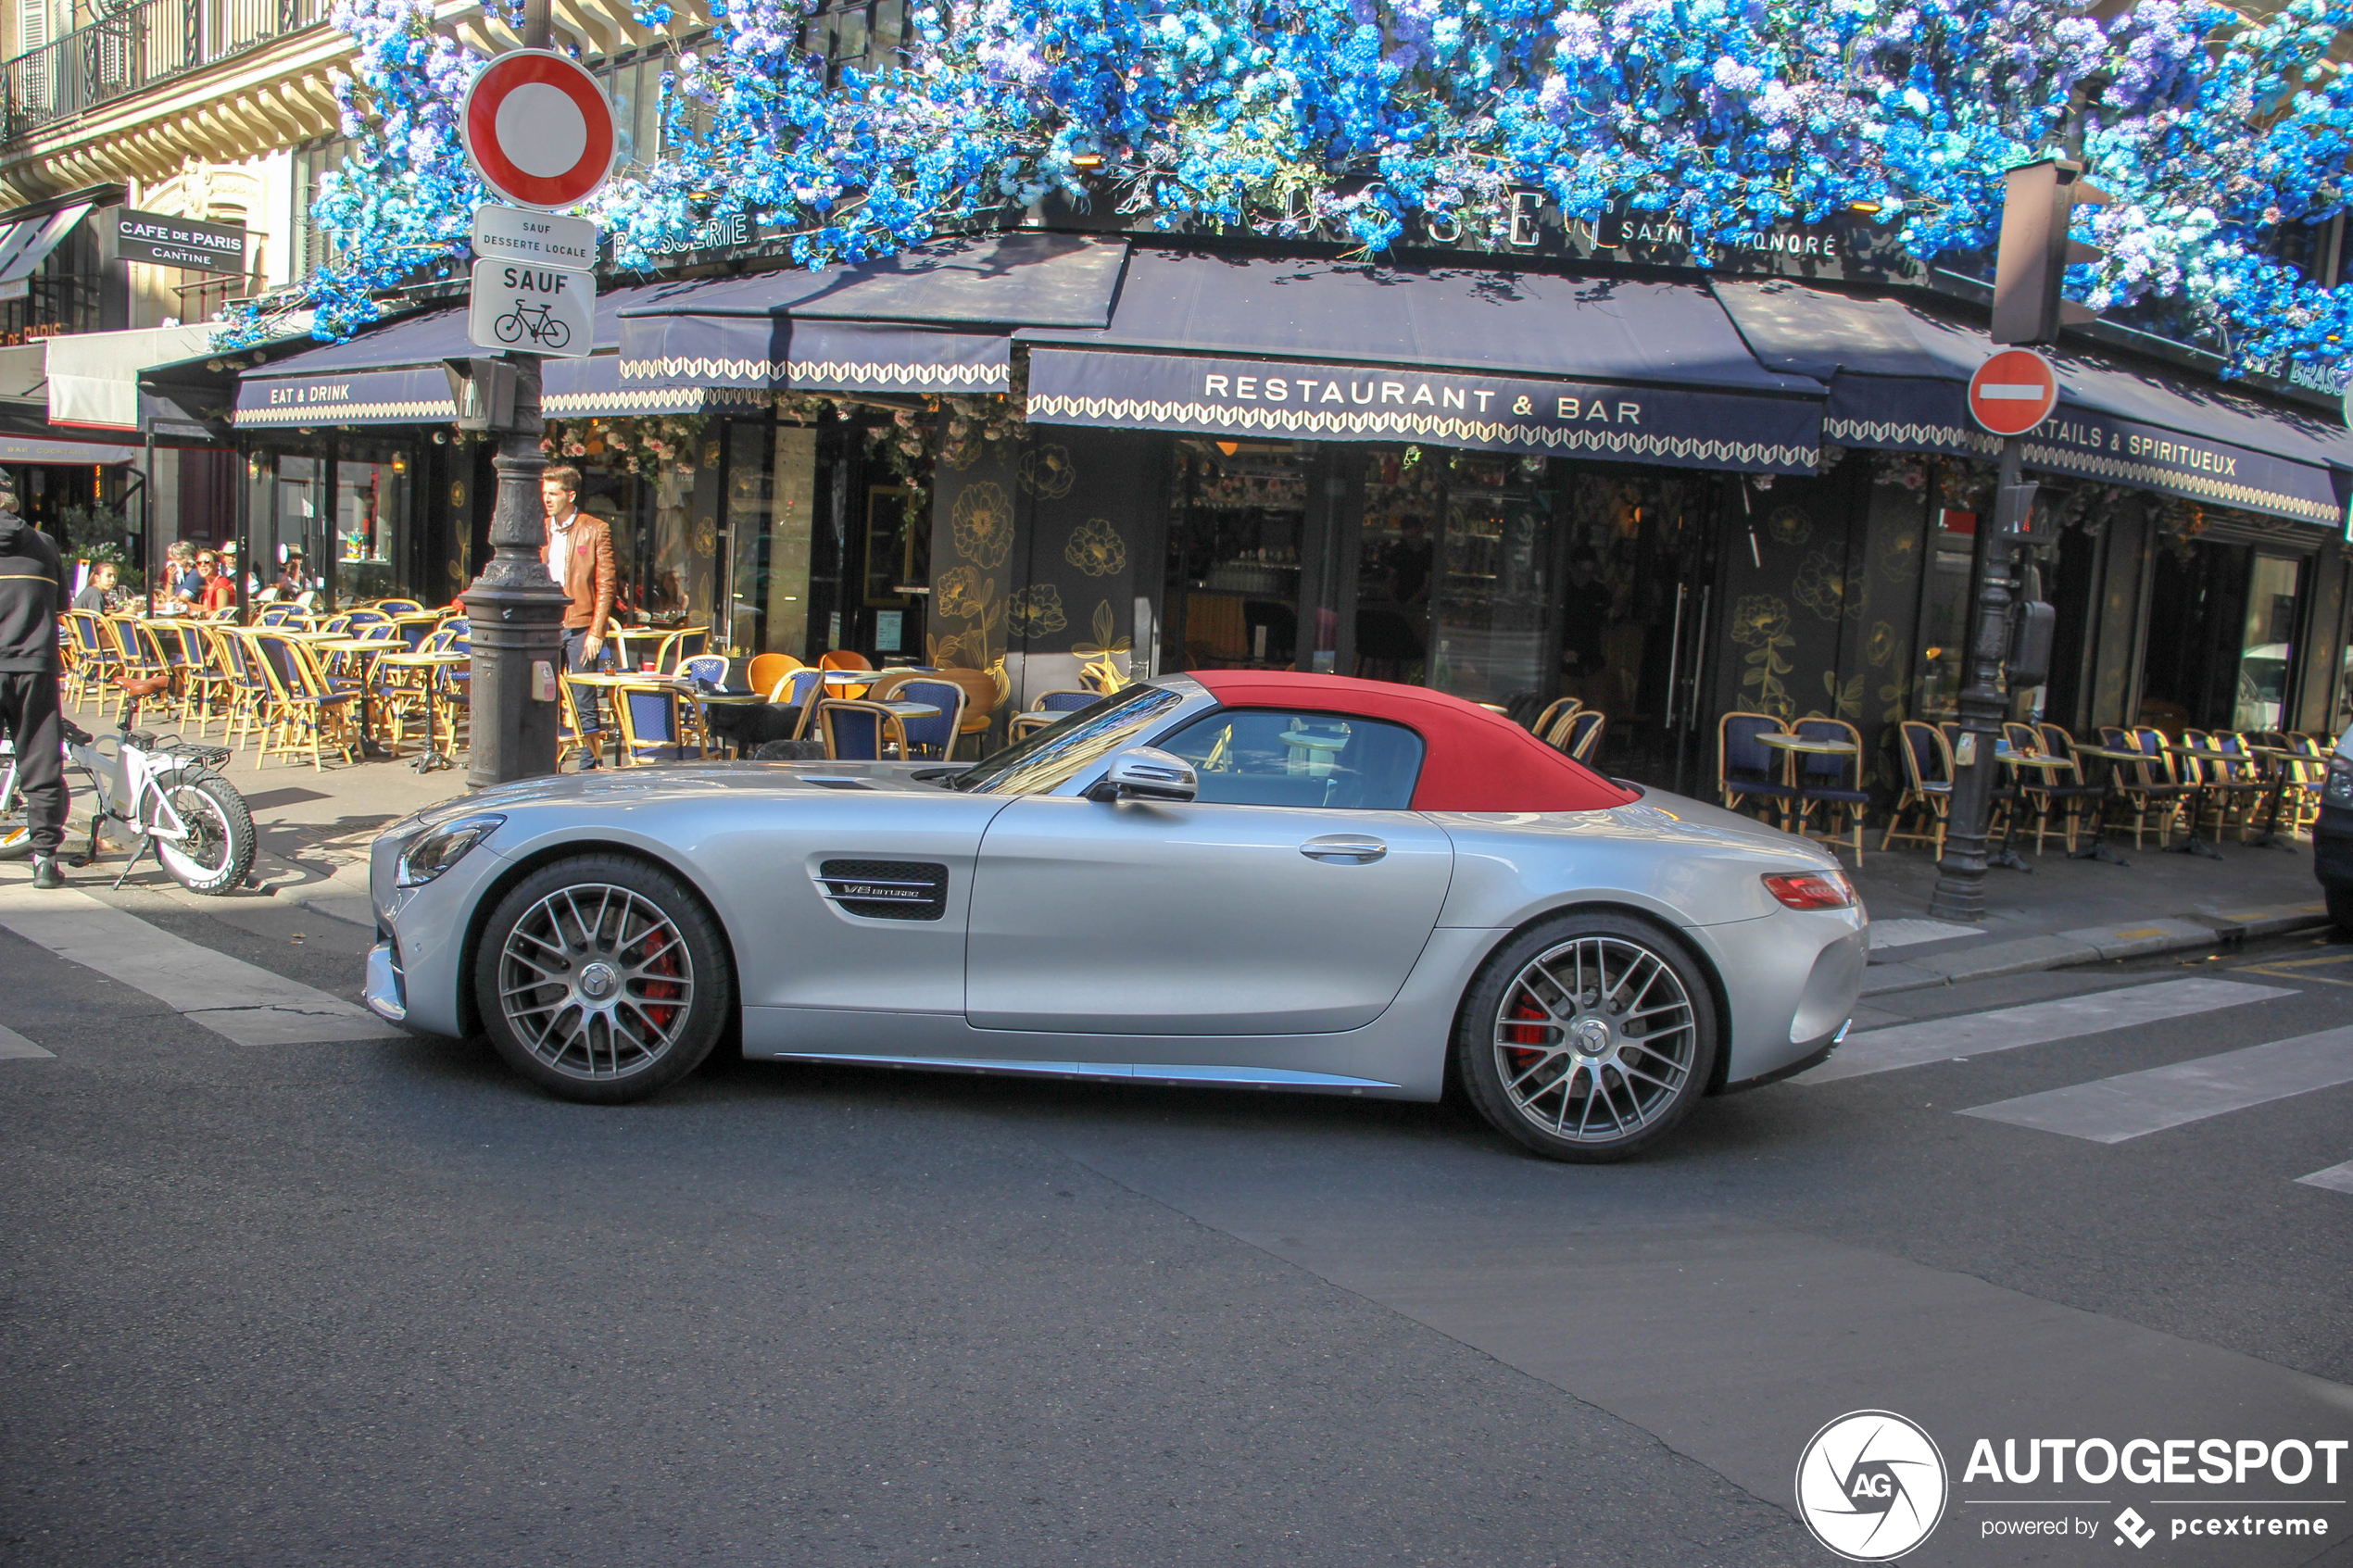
[{"x1": 2139, "y1": 538, "x2": 2309, "y2": 734}]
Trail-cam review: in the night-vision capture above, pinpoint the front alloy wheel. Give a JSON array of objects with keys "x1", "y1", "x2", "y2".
[
  {"x1": 1457, "y1": 913, "x2": 1718, "y2": 1161},
  {"x1": 476, "y1": 855, "x2": 731, "y2": 1103}
]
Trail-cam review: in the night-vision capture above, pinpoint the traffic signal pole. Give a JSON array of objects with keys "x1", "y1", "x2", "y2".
[{"x1": 460, "y1": 0, "x2": 568, "y2": 787}]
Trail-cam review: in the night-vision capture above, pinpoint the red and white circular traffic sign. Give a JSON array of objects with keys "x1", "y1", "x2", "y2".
[
  {"x1": 1968, "y1": 348, "x2": 2059, "y2": 437},
  {"x1": 461, "y1": 50, "x2": 617, "y2": 210}
]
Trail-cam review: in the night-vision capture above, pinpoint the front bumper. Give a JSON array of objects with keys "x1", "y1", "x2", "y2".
[
  {"x1": 2314, "y1": 804, "x2": 2353, "y2": 889},
  {"x1": 361, "y1": 935, "x2": 429, "y2": 1034}
]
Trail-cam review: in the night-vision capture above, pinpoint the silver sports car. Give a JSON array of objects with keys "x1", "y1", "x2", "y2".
[{"x1": 364, "y1": 671, "x2": 1865, "y2": 1161}]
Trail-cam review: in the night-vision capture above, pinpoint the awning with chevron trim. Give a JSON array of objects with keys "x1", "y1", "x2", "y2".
[
  {"x1": 1717, "y1": 280, "x2": 2353, "y2": 527},
  {"x1": 1018, "y1": 248, "x2": 1827, "y2": 474}
]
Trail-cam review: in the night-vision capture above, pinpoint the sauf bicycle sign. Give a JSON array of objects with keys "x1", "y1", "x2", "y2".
[{"x1": 467, "y1": 259, "x2": 593, "y2": 357}]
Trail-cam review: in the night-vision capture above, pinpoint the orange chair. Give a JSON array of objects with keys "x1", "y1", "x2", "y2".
[
  {"x1": 746, "y1": 652, "x2": 801, "y2": 700},
  {"x1": 817, "y1": 648, "x2": 873, "y2": 698}
]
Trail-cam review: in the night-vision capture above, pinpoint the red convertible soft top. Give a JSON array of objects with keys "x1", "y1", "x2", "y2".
[{"x1": 1190, "y1": 671, "x2": 1640, "y2": 813}]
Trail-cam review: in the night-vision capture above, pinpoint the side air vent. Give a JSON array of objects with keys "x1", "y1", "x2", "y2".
[{"x1": 816, "y1": 859, "x2": 949, "y2": 922}]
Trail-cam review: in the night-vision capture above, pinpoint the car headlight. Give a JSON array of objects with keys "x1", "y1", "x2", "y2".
[
  {"x1": 396, "y1": 813, "x2": 504, "y2": 887},
  {"x1": 2325, "y1": 757, "x2": 2353, "y2": 807}
]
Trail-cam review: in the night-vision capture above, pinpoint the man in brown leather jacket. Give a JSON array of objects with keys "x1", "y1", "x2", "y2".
[{"x1": 537, "y1": 465, "x2": 615, "y2": 769}]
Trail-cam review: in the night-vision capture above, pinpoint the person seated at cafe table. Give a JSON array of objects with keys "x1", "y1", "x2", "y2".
[
  {"x1": 195, "y1": 551, "x2": 235, "y2": 615},
  {"x1": 71, "y1": 560, "x2": 117, "y2": 614}
]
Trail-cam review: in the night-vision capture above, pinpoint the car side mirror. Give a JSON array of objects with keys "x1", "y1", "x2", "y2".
[{"x1": 1085, "y1": 746, "x2": 1197, "y2": 804}]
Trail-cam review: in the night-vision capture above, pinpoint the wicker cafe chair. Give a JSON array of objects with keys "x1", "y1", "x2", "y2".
[
  {"x1": 2181, "y1": 728, "x2": 2263, "y2": 840},
  {"x1": 215, "y1": 628, "x2": 274, "y2": 752},
  {"x1": 1562, "y1": 709, "x2": 1606, "y2": 765},
  {"x1": 1881, "y1": 721, "x2": 1954, "y2": 853},
  {"x1": 170, "y1": 621, "x2": 232, "y2": 737},
  {"x1": 815, "y1": 698, "x2": 907, "y2": 761},
  {"x1": 2099, "y1": 727, "x2": 2186, "y2": 848},
  {"x1": 64, "y1": 610, "x2": 120, "y2": 709},
  {"x1": 611, "y1": 681, "x2": 707, "y2": 766},
  {"x1": 2010, "y1": 721, "x2": 2106, "y2": 855},
  {"x1": 889, "y1": 677, "x2": 969, "y2": 760},
  {"x1": 1010, "y1": 686, "x2": 1101, "y2": 743},
  {"x1": 1789, "y1": 716, "x2": 1868, "y2": 866},
  {"x1": 374, "y1": 599, "x2": 424, "y2": 615},
  {"x1": 250, "y1": 631, "x2": 359, "y2": 771},
  {"x1": 930, "y1": 667, "x2": 1002, "y2": 755},
  {"x1": 1717, "y1": 711, "x2": 1798, "y2": 829},
  {"x1": 1529, "y1": 696, "x2": 1579, "y2": 740}
]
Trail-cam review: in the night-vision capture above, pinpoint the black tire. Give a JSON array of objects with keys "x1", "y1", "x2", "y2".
[
  {"x1": 473, "y1": 854, "x2": 732, "y2": 1104},
  {"x1": 1455, "y1": 910, "x2": 1720, "y2": 1162},
  {"x1": 153, "y1": 771, "x2": 255, "y2": 895},
  {"x1": 2329, "y1": 886, "x2": 2353, "y2": 935}
]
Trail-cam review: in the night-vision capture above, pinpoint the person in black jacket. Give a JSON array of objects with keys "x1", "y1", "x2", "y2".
[{"x1": 0, "y1": 489, "x2": 69, "y2": 888}]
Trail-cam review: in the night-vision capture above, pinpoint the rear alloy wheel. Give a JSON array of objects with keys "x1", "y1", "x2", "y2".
[
  {"x1": 1457, "y1": 912, "x2": 1718, "y2": 1162},
  {"x1": 475, "y1": 855, "x2": 732, "y2": 1104}
]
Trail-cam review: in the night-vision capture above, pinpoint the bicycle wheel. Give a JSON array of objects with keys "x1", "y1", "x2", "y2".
[
  {"x1": 538, "y1": 317, "x2": 570, "y2": 349},
  {"x1": 154, "y1": 771, "x2": 255, "y2": 895},
  {"x1": 495, "y1": 311, "x2": 525, "y2": 344},
  {"x1": 0, "y1": 760, "x2": 27, "y2": 860}
]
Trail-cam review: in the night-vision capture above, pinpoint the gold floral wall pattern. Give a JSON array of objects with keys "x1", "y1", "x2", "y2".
[
  {"x1": 1729, "y1": 595, "x2": 1796, "y2": 720},
  {"x1": 1766, "y1": 507, "x2": 1812, "y2": 547},
  {"x1": 1064, "y1": 518, "x2": 1127, "y2": 578},
  {"x1": 1009, "y1": 583, "x2": 1068, "y2": 638},
  {"x1": 1019, "y1": 444, "x2": 1076, "y2": 498},
  {"x1": 935, "y1": 565, "x2": 987, "y2": 621},
  {"x1": 1792, "y1": 550, "x2": 1859, "y2": 622},
  {"x1": 950, "y1": 481, "x2": 1014, "y2": 570}
]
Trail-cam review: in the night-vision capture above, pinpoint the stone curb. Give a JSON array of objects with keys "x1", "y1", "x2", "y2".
[{"x1": 1859, "y1": 901, "x2": 2334, "y2": 997}]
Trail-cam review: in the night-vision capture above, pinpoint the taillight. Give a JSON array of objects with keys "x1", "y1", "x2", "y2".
[
  {"x1": 1763, "y1": 871, "x2": 1856, "y2": 910},
  {"x1": 2325, "y1": 756, "x2": 2353, "y2": 807}
]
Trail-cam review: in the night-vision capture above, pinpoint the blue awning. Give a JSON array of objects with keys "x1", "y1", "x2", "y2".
[
  {"x1": 613, "y1": 232, "x2": 1128, "y2": 395},
  {"x1": 233, "y1": 283, "x2": 761, "y2": 427},
  {"x1": 1717, "y1": 279, "x2": 2353, "y2": 527},
  {"x1": 1018, "y1": 248, "x2": 1826, "y2": 473}
]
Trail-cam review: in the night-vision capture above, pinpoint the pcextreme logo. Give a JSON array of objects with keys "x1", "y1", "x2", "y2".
[{"x1": 1795, "y1": 1410, "x2": 1951, "y2": 1562}]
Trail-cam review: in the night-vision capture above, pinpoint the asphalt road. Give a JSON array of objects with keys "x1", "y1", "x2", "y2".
[{"x1": 2, "y1": 874, "x2": 2349, "y2": 1568}]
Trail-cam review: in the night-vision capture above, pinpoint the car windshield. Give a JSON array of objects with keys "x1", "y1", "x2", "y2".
[{"x1": 954, "y1": 684, "x2": 1188, "y2": 796}]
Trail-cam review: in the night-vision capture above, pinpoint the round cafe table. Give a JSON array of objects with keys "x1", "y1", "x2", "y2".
[
  {"x1": 2159, "y1": 746, "x2": 2244, "y2": 859},
  {"x1": 2242, "y1": 745, "x2": 2305, "y2": 850},
  {"x1": 2062, "y1": 744, "x2": 2151, "y2": 866},
  {"x1": 375, "y1": 650, "x2": 468, "y2": 772}
]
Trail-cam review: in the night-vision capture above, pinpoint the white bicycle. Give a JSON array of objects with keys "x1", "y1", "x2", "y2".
[{"x1": 0, "y1": 673, "x2": 255, "y2": 894}]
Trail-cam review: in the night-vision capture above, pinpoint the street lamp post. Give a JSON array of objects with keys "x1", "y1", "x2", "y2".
[
  {"x1": 1929, "y1": 454, "x2": 2032, "y2": 921},
  {"x1": 459, "y1": 0, "x2": 569, "y2": 788}
]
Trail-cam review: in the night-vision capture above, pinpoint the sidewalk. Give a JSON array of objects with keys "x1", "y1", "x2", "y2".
[
  {"x1": 48, "y1": 699, "x2": 472, "y2": 928},
  {"x1": 1850, "y1": 827, "x2": 2331, "y2": 997}
]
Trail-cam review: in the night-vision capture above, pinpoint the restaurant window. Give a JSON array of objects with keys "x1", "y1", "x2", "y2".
[
  {"x1": 2138, "y1": 534, "x2": 2308, "y2": 733},
  {"x1": 800, "y1": 0, "x2": 905, "y2": 82},
  {"x1": 1156, "y1": 709, "x2": 1425, "y2": 810},
  {"x1": 595, "y1": 47, "x2": 673, "y2": 172},
  {"x1": 1353, "y1": 447, "x2": 1560, "y2": 711},
  {"x1": 2233, "y1": 553, "x2": 2303, "y2": 731},
  {"x1": 1165, "y1": 440, "x2": 1306, "y2": 671},
  {"x1": 289, "y1": 137, "x2": 351, "y2": 279},
  {"x1": 333, "y1": 438, "x2": 417, "y2": 604},
  {"x1": 0, "y1": 213, "x2": 100, "y2": 345},
  {"x1": 723, "y1": 419, "x2": 816, "y2": 658}
]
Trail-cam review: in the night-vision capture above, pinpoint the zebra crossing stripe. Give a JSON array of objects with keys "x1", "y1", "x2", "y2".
[
  {"x1": 0, "y1": 883, "x2": 396, "y2": 1047},
  {"x1": 0, "y1": 1021, "x2": 53, "y2": 1060},
  {"x1": 2295, "y1": 1160, "x2": 2353, "y2": 1195},
  {"x1": 1959, "y1": 1026, "x2": 2353, "y2": 1143},
  {"x1": 1793, "y1": 978, "x2": 2293, "y2": 1084}
]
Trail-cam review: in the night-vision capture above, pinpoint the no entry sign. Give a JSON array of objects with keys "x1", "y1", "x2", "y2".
[
  {"x1": 1968, "y1": 348, "x2": 2059, "y2": 437},
  {"x1": 461, "y1": 50, "x2": 616, "y2": 210}
]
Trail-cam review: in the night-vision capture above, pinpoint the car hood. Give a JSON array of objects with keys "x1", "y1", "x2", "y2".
[{"x1": 394, "y1": 761, "x2": 958, "y2": 835}]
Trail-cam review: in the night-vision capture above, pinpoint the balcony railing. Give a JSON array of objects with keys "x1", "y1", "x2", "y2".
[{"x1": 0, "y1": 0, "x2": 325, "y2": 141}]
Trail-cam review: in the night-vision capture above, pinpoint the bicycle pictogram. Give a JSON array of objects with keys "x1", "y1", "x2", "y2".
[{"x1": 494, "y1": 298, "x2": 572, "y2": 348}]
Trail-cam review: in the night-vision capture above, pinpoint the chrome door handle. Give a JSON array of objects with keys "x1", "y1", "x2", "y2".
[{"x1": 1300, "y1": 835, "x2": 1387, "y2": 863}]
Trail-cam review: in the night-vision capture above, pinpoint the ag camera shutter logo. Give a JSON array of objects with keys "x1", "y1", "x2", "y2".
[{"x1": 1795, "y1": 1411, "x2": 1949, "y2": 1561}]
